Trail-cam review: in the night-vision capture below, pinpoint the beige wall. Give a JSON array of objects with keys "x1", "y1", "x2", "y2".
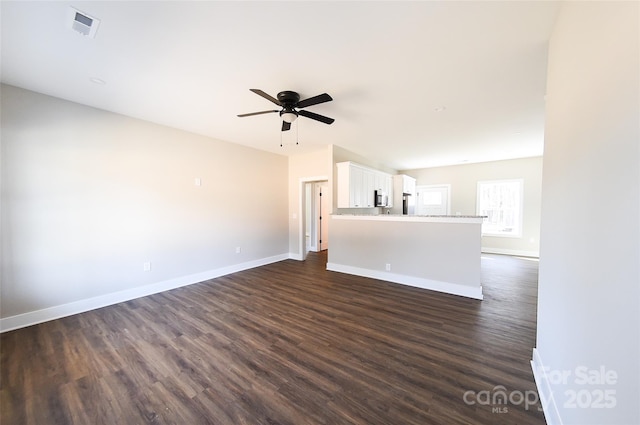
[
  {"x1": 287, "y1": 147, "x2": 331, "y2": 258},
  {"x1": 1, "y1": 84, "x2": 289, "y2": 320},
  {"x1": 404, "y1": 156, "x2": 542, "y2": 256},
  {"x1": 535, "y1": 3, "x2": 639, "y2": 424}
]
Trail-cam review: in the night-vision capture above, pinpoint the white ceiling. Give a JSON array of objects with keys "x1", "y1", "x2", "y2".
[{"x1": 1, "y1": 1, "x2": 559, "y2": 170}]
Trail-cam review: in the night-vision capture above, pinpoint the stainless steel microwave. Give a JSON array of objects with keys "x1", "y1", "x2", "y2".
[{"x1": 374, "y1": 190, "x2": 389, "y2": 207}]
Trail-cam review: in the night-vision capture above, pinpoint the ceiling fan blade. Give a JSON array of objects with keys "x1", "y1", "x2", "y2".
[
  {"x1": 282, "y1": 121, "x2": 291, "y2": 132},
  {"x1": 237, "y1": 110, "x2": 279, "y2": 117},
  {"x1": 298, "y1": 109, "x2": 335, "y2": 125},
  {"x1": 250, "y1": 89, "x2": 282, "y2": 106},
  {"x1": 297, "y1": 93, "x2": 332, "y2": 109}
]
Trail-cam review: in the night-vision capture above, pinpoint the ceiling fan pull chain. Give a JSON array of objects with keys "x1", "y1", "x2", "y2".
[{"x1": 296, "y1": 119, "x2": 299, "y2": 145}]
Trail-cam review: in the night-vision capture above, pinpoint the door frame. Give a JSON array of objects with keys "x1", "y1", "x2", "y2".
[
  {"x1": 416, "y1": 184, "x2": 451, "y2": 215},
  {"x1": 315, "y1": 181, "x2": 329, "y2": 252},
  {"x1": 298, "y1": 176, "x2": 329, "y2": 261}
]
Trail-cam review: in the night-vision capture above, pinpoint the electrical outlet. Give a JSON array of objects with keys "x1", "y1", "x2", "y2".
[
  {"x1": 194, "y1": 177, "x2": 202, "y2": 186},
  {"x1": 143, "y1": 262, "x2": 152, "y2": 272},
  {"x1": 235, "y1": 247, "x2": 241, "y2": 254},
  {"x1": 385, "y1": 263, "x2": 391, "y2": 271}
]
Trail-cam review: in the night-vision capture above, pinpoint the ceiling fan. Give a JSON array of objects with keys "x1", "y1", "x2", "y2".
[{"x1": 238, "y1": 89, "x2": 335, "y2": 131}]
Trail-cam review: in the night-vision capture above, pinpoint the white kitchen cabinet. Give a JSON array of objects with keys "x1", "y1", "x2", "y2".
[
  {"x1": 337, "y1": 162, "x2": 371, "y2": 208},
  {"x1": 386, "y1": 174, "x2": 394, "y2": 206},
  {"x1": 337, "y1": 161, "x2": 391, "y2": 208},
  {"x1": 363, "y1": 169, "x2": 375, "y2": 207},
  {"x1": 391, "y1": 174, "x2": 417, "y2": 214},
  {"x1": 351, "y1": 165, "x2": 375, "y2": 208},
  {"x1": 393, "y1": 174, "x2": 416, "y2": 195},
  {"x1": 403, "y1": 174, "x2": 416, "y2": 194},
  {"x1": 374, "y1": 172, "x2": 385, "y2": 193}
]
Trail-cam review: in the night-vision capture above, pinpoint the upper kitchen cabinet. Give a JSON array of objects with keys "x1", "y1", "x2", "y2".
[
  {"x1": 337, "y1": 162, "x2": 373, "y2": 208},
  {"x1": 397, "y1": 174, "x2": 416, "y2": 195},
  {"x1": 336, "y1": 161, "x2": 393, "y2": 209},
  {"x1": 390, "y1": 174, "x2": 417, "y2": 214}
]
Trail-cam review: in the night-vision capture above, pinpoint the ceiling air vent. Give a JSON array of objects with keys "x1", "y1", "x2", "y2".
[{"x1": 68, "y1": 7, "x2": 100, "y2": 38}]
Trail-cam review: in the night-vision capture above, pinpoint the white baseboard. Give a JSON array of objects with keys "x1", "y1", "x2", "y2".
[
  {"x1": 0, "y1": 253, "x2": 289, "y2": 333},
  {"x1": 531, "y1": 348, "x2": 563, "y2": 425},
  {"x1": 482, "y1": 247, "x2": 539, "y2": 258},
  {"x1": 289, "y1": 252, "x2": 304, "y2": 261},
  {"x1": 326, "y1": 262, "x2": 483, "y2": 300}
]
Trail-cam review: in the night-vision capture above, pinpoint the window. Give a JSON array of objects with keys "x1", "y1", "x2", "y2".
[{"x1": 476, "y1": 179, "x2": 523, "y2": 237}]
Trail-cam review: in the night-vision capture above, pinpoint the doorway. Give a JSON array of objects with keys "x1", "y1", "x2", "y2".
[
  {"x1": 305, "y1": 181, "x2": 329, "y2": 253},
  {"x1": 416, "y1": 184, "x2": 451, "y2": 215}
]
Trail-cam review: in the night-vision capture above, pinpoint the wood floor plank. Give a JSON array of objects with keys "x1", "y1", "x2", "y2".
[{"x1": 1, "y1": 252, "x2": 545, "y2": 424}]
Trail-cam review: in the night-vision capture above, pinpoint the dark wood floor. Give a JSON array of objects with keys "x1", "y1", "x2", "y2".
[{"x1": 1, "y1": 252, "x2": 545, "y2": 425}]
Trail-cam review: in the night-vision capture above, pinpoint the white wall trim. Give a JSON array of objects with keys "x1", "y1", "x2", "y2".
[
  {"x1": 0, "y1": 253, "x2": 289, "y2": 333},
  {"x1": 326, "y1": 262, "x2": 483, "y2": 300},
  {"x1": 481, "y1": 247, "x2": 539, "y2": 258},
  {"x1": 531, "y1": 348, "x2": 564, "y2": 425}
]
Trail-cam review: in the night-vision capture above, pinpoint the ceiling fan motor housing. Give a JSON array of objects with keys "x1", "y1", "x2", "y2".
[{"x1": 277, "y1": 91, "x2": 300, "y2": 106}]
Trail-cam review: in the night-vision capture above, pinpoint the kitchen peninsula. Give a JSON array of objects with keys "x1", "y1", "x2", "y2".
[{"x1": 327, "y1": 214, "x2": 484, "y2": 300}]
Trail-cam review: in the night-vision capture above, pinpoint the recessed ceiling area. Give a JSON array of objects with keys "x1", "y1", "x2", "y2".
[{"x1": 0, "y1": 1, "x2": 560, "y2": 170}]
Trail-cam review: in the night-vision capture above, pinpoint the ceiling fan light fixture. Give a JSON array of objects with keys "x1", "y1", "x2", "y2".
[{"x1": 281, "y1": 111, "x2": 298, "y2": 123}]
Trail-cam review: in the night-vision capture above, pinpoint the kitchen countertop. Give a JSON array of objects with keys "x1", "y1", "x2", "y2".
[{"x1": 332, "y1": 214, "x2": 485, "y2": 224}]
